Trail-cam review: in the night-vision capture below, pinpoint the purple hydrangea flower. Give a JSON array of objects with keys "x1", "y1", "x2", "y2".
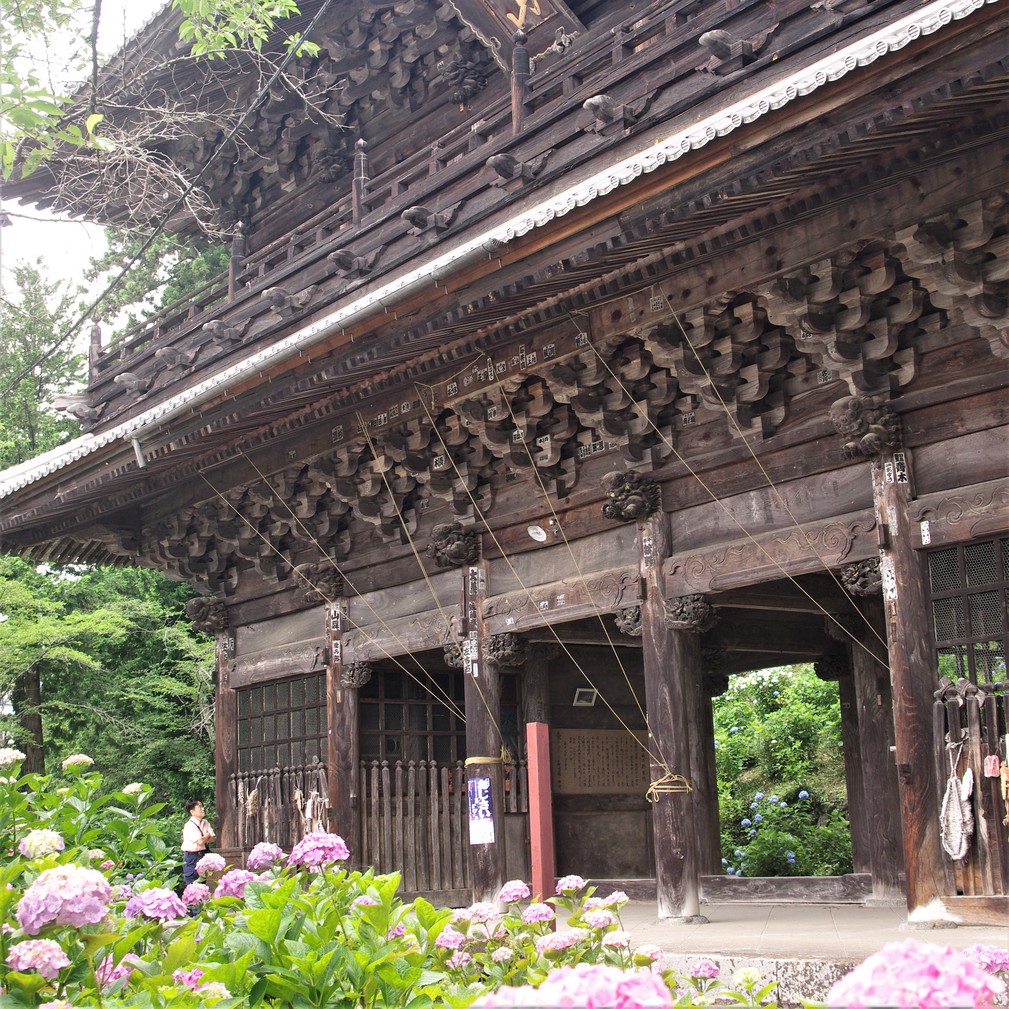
[
  {"x1": 491, "y1": 946, "x2": 514, "y2": 962},
  {"x1": 741, "y1": 818, "x2": 752, "y2": 827},
  {"x1": 195, "y1": 853, "x2": 226, "y2": 877},
  {"x1": 535, "y1": 928, "x2": 589, "y2": 954},
  {"x1": 689, "y1": 959, "x2": 720, "y2": 980},
  {"x1": 214, "y1": 869, "x2": 258, "y2": 899},
  {"x1": 172, "y1": 967, "x2": 205, "y2": 990},
  {"x1": 182, "y1": 883, "x2": 211, "y2": 906},
  {"x1": 246, "y1": 841, "x2": 285, "y2": 871},
  {"x1": 554, "y1": 874, "x2": 586, "y2": 895},
  {"x1": 352, "y1": 894, "x2": 379, "y2": 907},
  {"x1": 521, "y1": 902, "x2": 555, "y2": 924},
  {"x1": 447, "y1": 950, "x2": 472, "y2": 969},
  {"x1": 96, "y1": 954, "x2": 137, "y2": 988},
  {"x1": 583, "y1": 908, "x2": 616, "y2": 929},
  {"x1": 7, "y1": 939, "x2": 71, "y2": 978},
  {"x1": 124, "y1": 887, "x2": 187, "y2": 921},
  {"x1": 498, "y1": 879, "x2": 531, "y2": 903},
  {"x1": 288, "y1": 831, "x2": 350, "y2": 868},
  {"x1": 436, "y1": 926, "x2": 466, "y2": 950},
  {"x1": 17, "y1": 865, "x2": 111, "y2": 934}
]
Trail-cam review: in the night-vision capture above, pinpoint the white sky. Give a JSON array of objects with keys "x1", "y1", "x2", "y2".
[{"x1": 1, "y1": 0, "x2": 166, "y2": 295}]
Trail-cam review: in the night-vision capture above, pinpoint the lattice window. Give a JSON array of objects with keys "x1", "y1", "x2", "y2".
[
  {"x1": 359, "y1": 670, "x2": 466, "y2": 764},
  {"x1": 927, "y1": 537, "x2": 1008, "y2": 685},
  {"x1": 236, "y1": 672, "x2": 327, "y2": 773}
]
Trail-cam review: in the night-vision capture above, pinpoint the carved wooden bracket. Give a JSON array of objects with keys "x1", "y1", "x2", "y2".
[
  {"x1": 402, "y1": 203, "x2": 459, "y2": 237},
  {"x1": 341, "y1": 661, "x2": 373, "y2": 688},
  {"x1": 664, "y1": 594, "x2": 718, "y2": 633},
  {"x1": 487, "y1": 632, "x2": 528, "y2": 667},
  {"x1": 185, "y1": 596, "x2": 229, "y2": 634},
  {"x1": 840, "y1": 557, "x2": 882, "y2": 596},
  {"x1": 261, "y1": 285, "x2": 319, "y2": 319},
  {"x1": 443, "y1": 642, "x2": 464, "y2": 669},
  {"x1": 293, "y1": 562, "x2": 344, "y2": 606},
  {"x1": 443, "y1": 56, "x2": 488, "y2": 105},
  {"x1": 485, "y1": 151, "x2": 552, "y2": 191},
  {"x1": 601, "y1": 470, "x2": 661, "y2": 522},
  {"x1": 582, "y1": 94, "x2": 645, "y2": 135},
  {"x1": 427, "y1": 522, "x2": 480, "y2": 568},
  {"x1": 698, "y1": 30, "x2": 757, "y2": 74},
  {"x1": 828, "y1": 395, "x2": 900, "y2": 459},
  {"x1": 614, "y1": 605, "x2": 642, "y2": 637}
]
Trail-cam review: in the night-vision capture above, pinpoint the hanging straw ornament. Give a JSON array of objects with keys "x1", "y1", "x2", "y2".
[{"x1": 940, "y1": 746, "x2": 974, "y2": 861}]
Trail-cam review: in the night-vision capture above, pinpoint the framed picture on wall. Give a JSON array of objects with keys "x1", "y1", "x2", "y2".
[{"x1": 572, "y1": 688, "x2": 598, "y2": 707}]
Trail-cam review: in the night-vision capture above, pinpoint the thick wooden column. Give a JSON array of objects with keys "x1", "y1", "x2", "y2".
[
  {"x1": 327, "y1": 601, "x2": 361, "y2": 855},
  {"x1": 830, "y1": 398, "x2": 944, "y2": 915},
  {"x1": 870, "y1": 449, "x2": 945, "y2": 913},
  {"x1": 215, "y1": 629, "x2": 238, "y2": 850},
  {"x1": 694, "y1": 673, "x2": 726, "y2": 877},
  {"x1": 639, "y1": 522, "x2": 704, "y2": 917},
  {"x1": 851, "y1": 591, "x2": 905, "y2": 900},
  {"x1": 465, "y1": 562, "x2": 507, "y2": 904}
]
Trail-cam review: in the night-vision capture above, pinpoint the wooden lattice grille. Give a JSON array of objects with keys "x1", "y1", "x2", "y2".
[
  {"x1": 236, "y1": 672, "x2": 327, "y2": 773},
  {"x1": 927, "y1": 537, "x2": 1008, "y2": 686}
]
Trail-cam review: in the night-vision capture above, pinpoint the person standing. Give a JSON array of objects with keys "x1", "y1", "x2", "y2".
[{"x1": 181, "y1": 798, "x2": 216, "y2": 886}]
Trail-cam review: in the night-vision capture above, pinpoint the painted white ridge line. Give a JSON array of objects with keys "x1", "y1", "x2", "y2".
[{"x1": 0, "y1": 0, "x2": 998, "y2": 500}]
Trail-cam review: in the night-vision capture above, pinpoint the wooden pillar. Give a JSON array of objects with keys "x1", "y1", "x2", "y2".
[
  {"x1": 830, "y1": 398, "x2": 945, "y2": 915},
  {"x1": 851, "y1": 592, "x2": 905, "y2": 901},
  {"x1": 640, "y1": 578, "x2": 705, "y2": 918},
  {"x1": 840, "y1": 670, "x2": 871, "y2": 874},
  {"x1": 327, "y1": 601, "x2": 361, "y2": 856},
  {"x1": 694, "y1": 673, "x2": 726, "y2": 877},
  {"x1": 526, "y1": 722, "x2": 556, "y2": 903},
  {"x1": 465, "y1": 563, "x2": 507, "y2": 904},
  {"x1": 215, "y1": 629, "x2": 238, "y2": 850},
  {"x1": 510, "y1": 32, "x2": 530, "y2": 135}
]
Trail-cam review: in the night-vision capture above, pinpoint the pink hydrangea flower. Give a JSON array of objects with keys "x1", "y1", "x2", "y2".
[
  {"x1": 469, "y1": 902, "x2": 498, "y2": 923},
  {"x1": 124, "y1": 887, "x2": 187, "y2": 921},
  {"x1": 196, "y1": 853, "x2": 226, "y2": 877},
  {"x1": 246, "y1": 841, "x2": 285, "y2": 871},
  {"x1": 39, "y1": 1002, "x2": 74, "y2": 1009},
  {"x1": 521, "y1": 902, "x2": 555, "y2": 924},
  {"x1": 100, "y1": 859, "x2": 115, "y2": 871},
  {"x1": 535, "y1": 928, "x2": 590, "y2": 954},
  {"x1": 582, "y1": 896, "x2": 606, "y2": 910},
  {"x1": 491, "y1": 946, "x2": 515, "y2": 962},
  {"x1": 288, "y1": 831, "x2": 350, "y2": 868},
  {"x1": 61, "y1": 753, "x2": 94, "y2": 770},
  {"x1": 498, "y1": 879, "x2": 531, "y2": 903},
  {"x1": 96, "y1": 954, "x2": 137, "y2": 988},
  {"x1": 827, "y1": 940, "x2": 1007, "y2": 1008},
  {"x1": 961, "y1": 944, "x2": 1009, "y2": 977},
  {"x1": 603, "y1": 890, "x2": 629, "y2": 906},
  {"x1": 555, "y1": 874, "x2": 587, "y2": 894},
  {"x1": 173, "y1": 967, "x2": 205, "y2": 990},
  {"x1": 352, "y1": 894, "x2": 379, "y2": 907},
  {"x1": 111, "y1": 883, "x2": 132, "y2": 901},
  {"x1": 603, "y1": 930, "x2": 632, "y2": 949},
  {"x1": 633, "y1": 944, "x2": 664, "y2": 964},
  {"x1": 447, "y1": 951, "x2": 472, "y2": 969},
  {"x1": 18, "y1": 829, "x2": 65, "y2": 859},
  {"x1": 387, "y1": 923, "x2": 406, "y2": 939},
  {"x1": 689, "y1": 959, "x2": 720, "y2": 980},
  {"x1": 436, "y1": 926, "x2": 466, "y2": 950},
  {"x1": 472, "y1": 963, "x2": 672, "y2": 1008},
  {"x1": 7, "y1": 939, "x2": 71, "y2": 978},
  {"x1": 215, "y1": 868, "x2": 258, "y2": 899},
  {"x1": 583, "y1": 908, "x2": 616, "y2": 929},
  {"x1": 182, "y1": 882, "x2": 211, "y2": 906},
  {"x1": 17, "y1": 864, "x2": 111, "y2": 934},
  {"x1": 451, "y1": 906, "x2": 474, "y2": 923}
]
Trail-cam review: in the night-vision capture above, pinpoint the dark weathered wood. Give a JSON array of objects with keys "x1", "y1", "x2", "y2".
[
  {"x1": 982, "y1": 692, "x2": 1009, "y2": 894},
  {"x1": 327, "y1": 646, "x2": 358, "y2": 852},
  {"x1": 215, "y1": 632, "x2": 238, "y2": 849},
  {"x1": 837, "y1": 671, "x2": 870, "y2": 875},
  {"x1": 964, "y1": 689, "x2": 994, "y2": 895},
  {"x1": 690, "y1": 676, "x2": 721, "y2": 877},
  {"x1": 639, "y1": 510, "x2": 701, "y2": 919},
  {"x1": 870, "y1": 450, "x2": 946, "y2": 916},
  {"x1": 700, "y1": 873, "x2": 873, "y2": 903},
  {"x1": 851, "y1": 601, "x2": 904, "y2": 901},
  {"x1": 935, "y1": 894, "x2": 1009, "y2": 927}
]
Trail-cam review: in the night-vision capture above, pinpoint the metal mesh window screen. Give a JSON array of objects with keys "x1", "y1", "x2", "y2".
[
  {"x1": 236, "y1": 672, "x2": 326, "y2": 772},
  {"x1": 927, "y1": 536, "x2": 1008, "y2": 685}
]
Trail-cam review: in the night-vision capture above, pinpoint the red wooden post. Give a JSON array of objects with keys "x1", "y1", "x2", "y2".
[
  {"x1": 215, "y1": 630, "x2": 238, "y2": 850},
  {"x1": 526, "y1": 721, "x2": 555, "y2": 903}
]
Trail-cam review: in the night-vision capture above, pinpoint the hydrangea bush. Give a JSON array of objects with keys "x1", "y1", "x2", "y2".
[{"x1": 0, "y1": 749, "x2": 1005, "y2": 1009}]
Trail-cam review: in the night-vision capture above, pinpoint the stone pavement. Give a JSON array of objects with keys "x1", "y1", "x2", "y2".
[{"x1": 617, "y1": 901, "x2": 1009, "y2": 1004}]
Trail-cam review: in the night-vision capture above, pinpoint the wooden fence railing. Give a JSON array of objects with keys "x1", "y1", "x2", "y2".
[
  {"x1": 358, "y1": 758, "x2": 528, "y2": 894},
  {"x1": 933, "y1": 678, "x2": 1008, "y2": 897},
  {"x1": 230, "y1": 762, "x2": 329, "y2": 852}
]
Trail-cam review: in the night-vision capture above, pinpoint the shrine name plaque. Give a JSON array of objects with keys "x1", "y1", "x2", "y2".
[{"x1": 550, "y1": 729, "x2": 649, "y2": 795}]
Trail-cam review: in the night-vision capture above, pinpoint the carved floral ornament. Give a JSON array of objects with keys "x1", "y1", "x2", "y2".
[
  {"x1": 487, "y1": 632, "x2": 527, "y2": 668},
  {"x1": 426, "y1": 522, "x2": 480, "y2": 568},
  {"x1": 185, "y1": 596, "x2": 229, "y2": 634},
  {"x1": 600, "y1": 470, "x2": 661, "y2": 522},
  {"x1": 614, "y1": 605, "x2": 642, "y2": 637},
  {"x1": 664, "y1": 594, "x2": 718, "y2": 633},
  {"x1": 341, "y1": 661, "x2": 373, "y2": 688},
  {"x1": 828, "y1": 395, "x2": 900, "y2": 460},
  {"x1": 840, "y1": 557, "x2": 882, "y2": 596}
]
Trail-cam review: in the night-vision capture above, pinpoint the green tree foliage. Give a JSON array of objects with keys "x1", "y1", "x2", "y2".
[
  {"x1": 0, "y1": 261, "x2": 83, "y2": 468},
  {"x1": 0, "y1": 557, "x2": 215, "y2": 809},
  {"x1": 713, "y1": 664, "x2": 853, "y2": 876},
  {"x1": 85, "y1": 229, "x2": 231, "y2": 336}
]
